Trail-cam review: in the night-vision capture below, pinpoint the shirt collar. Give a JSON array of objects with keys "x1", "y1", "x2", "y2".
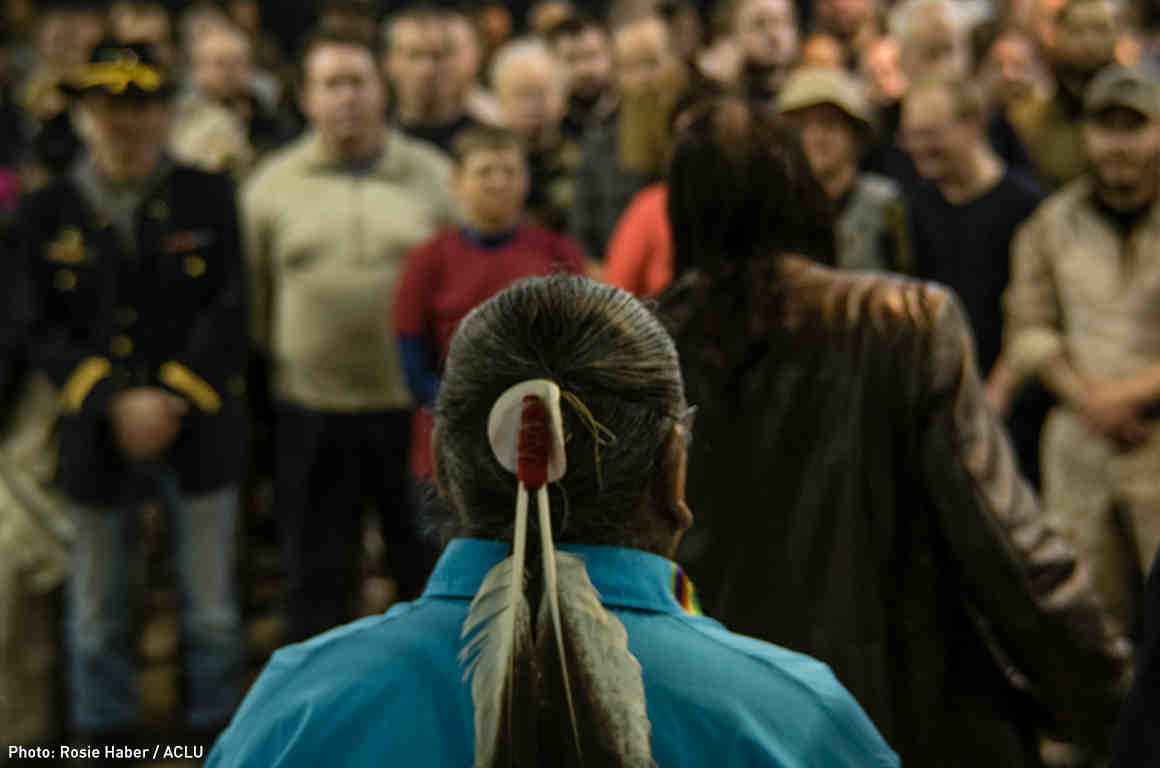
[
  {"x1": 302, "y1": 128, "x2": 401, "y2": 180},
  {"x1": 422, "y1": 538, "x2": 702, "y2": 617},
  {"x1": 1082, "y1": 177, "x2": 1160, "y2": 234},
  {"x1": 72, "y1": 151, "x2": 173, "y2": 207},
  {"x1": 459, "y1": 224, "x2": 522, "y2": 250},
  {"x1": 71, "y1": 152, "x2": 174, "y2": 245}
]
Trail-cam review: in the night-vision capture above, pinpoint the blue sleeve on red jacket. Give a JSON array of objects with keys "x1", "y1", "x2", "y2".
[{"x1": 398, "y1": 334, "x2": 440, "y2": 408}]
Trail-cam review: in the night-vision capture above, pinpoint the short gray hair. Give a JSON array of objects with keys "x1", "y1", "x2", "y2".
[
  {"x1": 380, "y1": 5, "x2": 443, "y2": 52},
  {"x1": 433, "y1": 275, "x2": 687, "y2": 549},
  {"x1": 489, "y1": 37, "x2": 567, "y2": 96}
]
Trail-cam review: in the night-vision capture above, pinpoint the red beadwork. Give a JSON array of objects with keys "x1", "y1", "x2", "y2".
[{"x1": 517, "y1": 395, "x2": 550, "y2": 490}]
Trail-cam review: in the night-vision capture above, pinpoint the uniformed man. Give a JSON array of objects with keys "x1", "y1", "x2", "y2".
[{"x1": 15, "y1": 41, "x2": 247, "y2": 747}]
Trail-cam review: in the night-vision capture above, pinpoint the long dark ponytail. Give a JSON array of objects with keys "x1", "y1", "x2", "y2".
[
  {"x1": 664, "y1": 94, "x2": 837, "y2": 370},
  {"x1": 434, "y1": 276, "x2": 685, "y2": 767},
  {"x1": 667, "y1": 94, "x2": 837, "y2": 280}
]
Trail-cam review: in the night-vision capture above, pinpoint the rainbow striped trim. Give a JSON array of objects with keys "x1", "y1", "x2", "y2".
[{"x1": 672, "y1": 565, "x2": 702, "y2": 616}]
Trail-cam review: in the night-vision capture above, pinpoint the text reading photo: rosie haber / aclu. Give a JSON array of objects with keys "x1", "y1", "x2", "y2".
[{"x1": 8, "y1": 744, "x2": 207, "y2": 761}]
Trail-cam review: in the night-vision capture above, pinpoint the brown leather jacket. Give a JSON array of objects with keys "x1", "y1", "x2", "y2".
[{"x1": 660, "y1": 256, "x2": 1130, "y2": 767}]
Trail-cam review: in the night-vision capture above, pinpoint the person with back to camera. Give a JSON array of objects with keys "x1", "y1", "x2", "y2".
[
  {"x1": 659, "y1": 93, "x2": 1131, "y2": 767},
  {"x1": 207, "y1": 274, "x2": 900, "y2": 766}
]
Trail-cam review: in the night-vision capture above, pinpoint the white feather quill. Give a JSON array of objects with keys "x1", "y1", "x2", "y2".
[
  {"x1": 537, "y1": 485, "x2": 582, "y2": 756},
  {"x1": 465, "y1": 378, "x2": 652, "y2": 766},
  {"x1": 539, "y1": 551, "x2": 655, "y2": 767},
  {"x1": 460, "y1": 483, "x2": 533, "y2": 768}
]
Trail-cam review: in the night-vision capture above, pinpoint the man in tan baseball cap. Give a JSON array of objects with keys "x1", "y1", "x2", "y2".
[
  {"x1": 1085, "y1": 65, "x2": 1160, "y2": 119},
  {"x1": 1083, "y1": 65, "x2": 1160, "y2": 212},
  {"x1": 1001, "y1": 63, "x2": 1160, "y2": 634},
  {"x1": 776, "y1": 66, "x2": 910, "y2": 274},
  {"x1": 776, "y1": 66, "x2": 877, "y2": 132}
]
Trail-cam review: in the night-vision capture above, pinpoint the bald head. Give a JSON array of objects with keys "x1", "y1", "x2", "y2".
[
  {"x1": 901, "y1": 76, "x2": 985, "y2": 183},
  {"x1": 492, "y1": 38, "x2": 567, "y2": 144},
  {"x1": 191, "y1": 22, "x2": 253, "y2": 102}
]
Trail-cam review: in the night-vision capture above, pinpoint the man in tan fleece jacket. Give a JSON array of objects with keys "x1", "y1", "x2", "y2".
[
  {"x1": 242, "y1": 29, "x2": 455, "y2": 642},
  {"x1": 1002, "y1": 66, "x2": 1160, "y2": 629}
]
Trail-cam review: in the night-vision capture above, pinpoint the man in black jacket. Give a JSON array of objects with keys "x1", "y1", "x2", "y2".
[{"x1": 16, "y1": 41, "x2": 247, "y2": 746}]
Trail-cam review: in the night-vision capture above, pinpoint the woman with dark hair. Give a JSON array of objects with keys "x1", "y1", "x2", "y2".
[
  {"x1": 660, "y1": 94, "x2": 1131, "y2": 767},
  {"x1": 208, "y1": 275, "x2": 898, "y2": 767},
  {"x1": 604, "y1": 78, "x2": 835, "y2": 298}
]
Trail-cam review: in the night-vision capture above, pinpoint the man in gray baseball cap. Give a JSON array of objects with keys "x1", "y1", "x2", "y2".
[{"x1": 776, "y1": 66, "x2": 910, "y2": 274}]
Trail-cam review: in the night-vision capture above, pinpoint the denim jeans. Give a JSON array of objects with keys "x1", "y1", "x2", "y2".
[{"x1": 65, "y1": 473, "x2": 242, "y2": 734}]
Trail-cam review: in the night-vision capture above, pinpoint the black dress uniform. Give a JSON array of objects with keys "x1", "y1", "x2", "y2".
[
  {"x1": 0, "y1": 228, "x2": 30, "y2": 420},
  {"x1": 17, "y1": 163, "x2": 248, "y2": 506},
  {"x1": 30, "y1": 40, "x2": 248, "y2": 741}
]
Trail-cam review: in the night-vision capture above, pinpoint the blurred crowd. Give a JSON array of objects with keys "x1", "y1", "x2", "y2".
[{"x1": 0, "y1": 0, "x2": 1157, "y2": 763}]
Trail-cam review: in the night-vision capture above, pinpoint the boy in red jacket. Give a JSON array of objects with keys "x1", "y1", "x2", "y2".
[{"x1": 394, "y1": 126, "x2": 586, "y2": 482}]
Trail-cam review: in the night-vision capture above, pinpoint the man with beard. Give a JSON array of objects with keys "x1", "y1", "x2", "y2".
[
  {"x1": 983, "y1": 28, "x2": 1049, "y2": 112},
  {"x1": 546, "y1": 14, "x2": 616, "y2": 141},
  {"x1": 570, "y1": 14, "x2": 686, "y2": 262},
  {"x1": 1003, "y1": 65, "x2": 1160, "y2": 630},
  {"x1": 1009, "y1": 0, "x2": 1120, "y2": 189},
  {"x1": 731, "y1": 0, "x2": 800, "y2": 105}
]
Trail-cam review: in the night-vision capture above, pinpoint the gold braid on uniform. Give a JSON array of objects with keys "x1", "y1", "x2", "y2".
[
  {"x1": 159, "y1": 362, "x2": 222, "y2": 413},
  {"x1": 61, "y1": 357, "x2": 112, "y2": 413}
]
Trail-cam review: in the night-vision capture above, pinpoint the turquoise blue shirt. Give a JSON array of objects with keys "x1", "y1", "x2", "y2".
[{"x1": 208, "y1": 539, "x2": 900, "y2": 767}]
